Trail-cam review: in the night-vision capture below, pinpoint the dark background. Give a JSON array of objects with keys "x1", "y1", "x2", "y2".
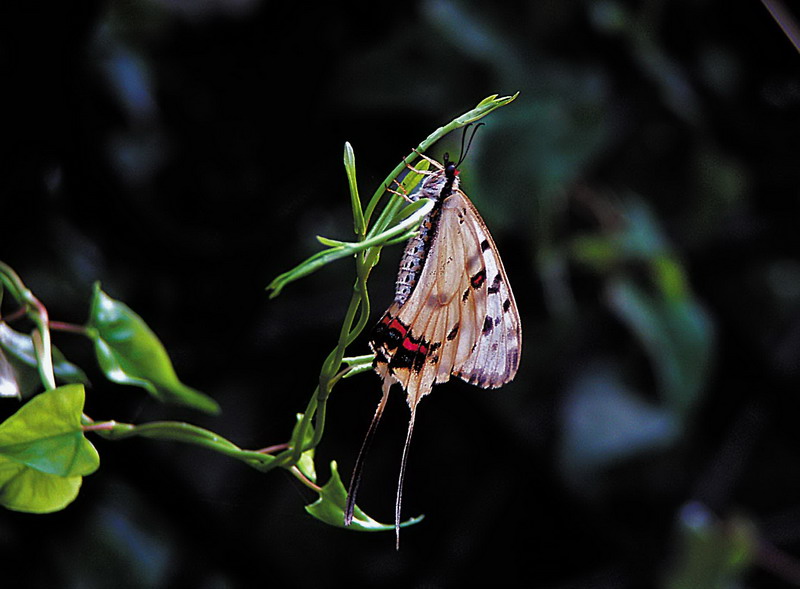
[{"x1": 3, "y1": 1, "x2": 800, "y2": 587}]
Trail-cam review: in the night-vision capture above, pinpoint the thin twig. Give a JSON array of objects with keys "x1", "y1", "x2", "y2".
[{"x1": 761, "y1": 0, "x2": 800, "y2": 53}]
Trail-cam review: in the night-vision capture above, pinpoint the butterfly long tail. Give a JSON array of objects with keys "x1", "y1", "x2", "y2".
[
  {"x1": 344, "y1": 380, "x2": 391, "y2": 526},
  {"x1": 395, "y1": 404, "x2": 418, "y2": 550}
]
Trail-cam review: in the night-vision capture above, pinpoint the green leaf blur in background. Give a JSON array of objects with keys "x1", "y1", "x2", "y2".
[{"x1": 663, "y1": 502, "x2": 757, "y2": 589}]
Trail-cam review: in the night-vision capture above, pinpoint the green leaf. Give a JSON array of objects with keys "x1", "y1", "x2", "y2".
[
  {"x1": 0, "y1": 462, "x2": 83, "y2": 513},
  {"x1": 315, "y1": 236, "x2": 346, "y2": 247},
  {"x1": 304, "y1": 461, "x2": 424, "y2": 531},
  {"x1": 341, "y1": 354, "x2": 374, "y2": 379},
  {"x1": 454, "y1": 92, "x2": 519, "y2": 125},
  {"x1": 343, "y1": 141, "x2": 365, "y2": 237},
  {"x1": 0, "y1": 324, "x2": 90, "y2": 398},
  {"x1": 0, "y1": 384, "x2": 100, "y2": 513},
  {"x1": 291, "y1": 413, "x2": 316, "y2": 483},
  {"x1": 0, "y1": 347, "x2": 20, "y2": 398},
  {"x1": 86, "y1": 284, "x2": 220, "y2": 414}
]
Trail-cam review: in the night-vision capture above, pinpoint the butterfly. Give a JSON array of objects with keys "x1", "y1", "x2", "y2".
[{"x1": 345, "y1": 126, "x2": 522, "y2": 548}]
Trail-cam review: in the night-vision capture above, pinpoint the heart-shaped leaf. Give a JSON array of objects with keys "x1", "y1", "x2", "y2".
[
  {"x1": 305, "y1": 461, "x2": 424, "y2": 531},
  {"x1": 0, "y1": 384, "x2": 99, "y2": 513}
]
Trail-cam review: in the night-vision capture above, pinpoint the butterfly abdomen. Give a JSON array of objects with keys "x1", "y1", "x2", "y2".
[
  {"x1": 394, "y1": 205, "x2": 442, "y2": 305},
  {"x1": 392, "y1": 167, "x2": 456, "y2": 305}
]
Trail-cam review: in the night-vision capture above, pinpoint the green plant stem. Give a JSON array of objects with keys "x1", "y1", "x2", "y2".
[
  {"x1": 275, "y1": 283, "x2": 367, "y2": 470},
  {"x1": 291, "y1": 465, "x2": 322, "y2": 492},
  {"x1": 49, "y1": 321, "x2": 90, "y2": 336},
  {"x1": 84, "y1": 417, "x2": 278, "y2": 470},
  {"x1": 0, "y1": 306, "x2": 27, "y2": 324},
  {"x1": 0, "y1": 260, "x2": 56, "y2": 390},
  {"x1": 256, "y1": 443, "x2": 289, "y2": 454},
  {"x1": 0, "y1": 261, "x2": 26, "y2": 302}
]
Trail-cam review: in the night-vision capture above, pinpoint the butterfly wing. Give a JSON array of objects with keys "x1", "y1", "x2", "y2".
[
  {"x1": 450, "y1": 190, "x2": 522, "y2": 389},
  {"x1": 371, "y1": 188, "x2": 521, "y2": 409}
]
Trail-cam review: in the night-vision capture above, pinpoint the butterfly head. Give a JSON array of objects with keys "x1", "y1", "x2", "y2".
[{"x1": 442, "y1": 153, "x2": 460, "y2": 180}]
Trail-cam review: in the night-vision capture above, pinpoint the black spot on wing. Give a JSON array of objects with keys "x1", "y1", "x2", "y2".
[
  {"x1": 508, "y1": 347, "x2": 520, "y2": 370},
  {"x1": 482, "y1": 316, "x2": 494, "y2": 334},
  {"x1": 470, "y1": 269, "x2": 486, "y2": 289},
  {"x1": 503, "y1": 298, "x2": 511, "y2": 312},
  {"x1": 465, "y1": 370, "x2": 489, "y2": 388},
  {"x1": 487, "y1": 273, "x2": 502, "y2": 295},
  {"x1": 413, "y1": 351, "x2": 426, "y2": 372},
  {"x1": 391, "y1": 347, "x2": 415, "y2": 370},
  {"x1": 447, "y1": 324, "x2": 460, "y2": 341},
  {"x1": 480, "y1": 239, "x2": 491, "y2": 252}
]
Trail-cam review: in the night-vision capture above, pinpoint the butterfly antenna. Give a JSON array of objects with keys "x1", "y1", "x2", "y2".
[
  {"x1": 395, "y1": 405, "x2": 418, "y2": 550},
  {"x1": 345, "y1": 383, "x2": 390, "y2": 526},
  {"x1": 455, "y1": 122, "x2": 485, "y2": 168}
]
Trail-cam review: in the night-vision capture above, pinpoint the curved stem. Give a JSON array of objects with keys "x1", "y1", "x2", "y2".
[
  {"x1": 291, "y1": 465, "x2": 322, "y2": 492},
  {"x1": 0, "y1": 261, "x2": 56, "y2": 390},
  {"x1": 49, "y1": 321, "x2": 90, "y2": 336}
]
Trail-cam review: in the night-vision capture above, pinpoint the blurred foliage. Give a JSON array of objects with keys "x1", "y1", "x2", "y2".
[
  {"x1": 663, "y1": 502, "x2": 757, "y2": 589},
  {"x1": 3, "y1": 0, "x2": 800, "y2": 587}
]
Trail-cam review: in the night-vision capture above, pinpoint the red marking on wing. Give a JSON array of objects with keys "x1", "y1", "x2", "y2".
[
  {"x1": 389, "y1": 318, "x2": 408, "y2": 338},
  {"x1": 399, "y1": 337, "x2": 429, "y2": 358},
  {"x1": 401, "y1": 338, "x2": 421, "y2": 353}
]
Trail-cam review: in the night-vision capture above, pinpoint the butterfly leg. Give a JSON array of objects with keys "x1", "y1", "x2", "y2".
[
  {"x1": 385, "y1": 177, "x2": 419, "y2": 204},
  {"x1": 407, "y1": 148, "x2": 444, "y2": 173},
  {"x1": 413, "y1": 150, "x2": 440, "y2": 168}
]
